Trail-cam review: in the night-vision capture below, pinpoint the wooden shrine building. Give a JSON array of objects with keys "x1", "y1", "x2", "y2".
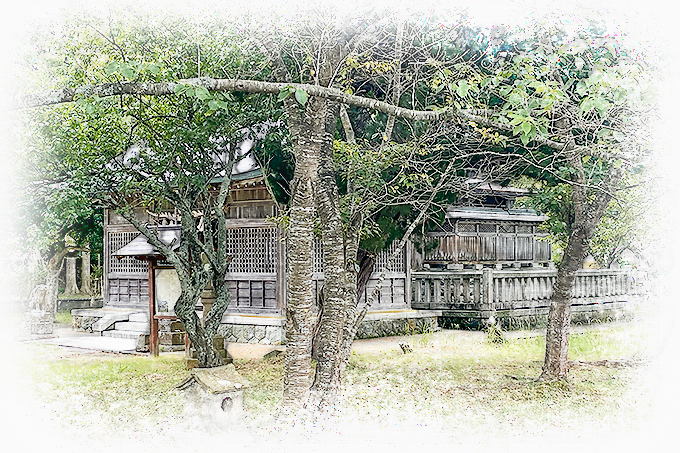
[{"x1": 73, "y1": 168, "x2": 644, "y2": 343}]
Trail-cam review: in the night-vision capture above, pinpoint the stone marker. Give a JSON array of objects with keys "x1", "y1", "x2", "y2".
[{"x1": 176, "y1": 364, "x2": 250, "y2": 422}]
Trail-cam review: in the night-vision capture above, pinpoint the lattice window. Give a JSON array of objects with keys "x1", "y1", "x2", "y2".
[
  {"x1": 225, "y1": 227, "x2": 278, "y2": 273},
  {"x1": 375, "y1": 241, "x2": 405, "y2": 273},
  {"x1": 457, "y1": 222, "x2": 476, "y2": 233},
  {"x1": 108, "y1": 232, "x2": 149, "y2": 274},
  {"x1": 478, "y1": 223, "x2": 497, "y2": 233},
  {"x1": 440, "y1": 220, "x2": 455, "y2": 233},
  {"x1": 517, "y1": 225, "x2": 532, "y2": 234},
  {"x1": 499, "y1": 224, "x2": 515, "y2": 234}
]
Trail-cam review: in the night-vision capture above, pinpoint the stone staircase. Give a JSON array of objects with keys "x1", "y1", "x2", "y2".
[{"x1": 102, "y1": 312, "x2": 149, "y2": 340}]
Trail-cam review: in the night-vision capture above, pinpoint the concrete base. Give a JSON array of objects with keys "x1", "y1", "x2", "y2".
[
  {"x1": 218, "y1": 314, "x2": 285, "y2": 345},
  {"x1": 58, "y1": 297, "x2": 103, "y2": 312},
  {"x1": 356, "y1": 310, "x2": 442, "y2": 339},
  {"x1": 439, "y1": 301, "x2": 634, "y2": 330},
  {"x1": 218, "y1": 310, "x2": 442, "y2": 344}
]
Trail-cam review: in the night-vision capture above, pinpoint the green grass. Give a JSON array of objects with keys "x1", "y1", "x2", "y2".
[
  {"x1": 337, "y1": 327, "x2": 649, "y2": 438},
  {"x1": 20, "y1": 324, "x2": 651, "y2": 439},
  {"x1": 27, "y1": 353, "x2": 187, "y2": 428},
  {"x1": 54, "y1": 310, "x2": 73, "y2": 325}
]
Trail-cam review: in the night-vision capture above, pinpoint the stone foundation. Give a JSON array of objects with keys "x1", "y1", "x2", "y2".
[
  {"x1": 355, "y1": 315, "x2": 438, "y2": 339},
  {"x1": 439, "y1": 301, "x2": 634, "y2": 331},
  {"x1": 58, "y1": 297, "x2": 104, "y2": 312},
  {"x1": 218, "y1": 323, "x2": 284, "y2": 345},
  {"x1": 72, "y1": 314, "x2": 99, "y2": 332}
]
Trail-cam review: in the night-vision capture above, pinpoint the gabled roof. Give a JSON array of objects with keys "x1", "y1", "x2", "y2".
[
  {"x1": 446, "y1": 206, "x2": 547, "y2": 223},
  {"x1": 113, "y1": 225, "x2": 181, "y2": 259},
  {"x1": 464, "y1": 178, "x2": 529, "y2": 199}
]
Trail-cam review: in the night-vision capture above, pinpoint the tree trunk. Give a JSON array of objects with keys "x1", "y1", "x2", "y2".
[
  {"x1": 310, "y1": 102, "x2": 348, "y2": 408},
  {"x1": 80, "y1": 250, "x2": 92, "y2": 295},
  {"x1": 355, "y1": 250, "x2": 376, "y2": 301},
  {"x1": 282, "y1": 96, "x2": 326, "y2": 411},
  {"x1": 63, "y1": 256, "x2": 80, "y2": 296},
  {"x1": 540, "y1": 144, "x2": 621, "y2": 380},
  {"x1": 39, "y1": 248, "x2": 69, "y2": 320},
  {"x1": 174, "y1": 289, "x2": 225, "y2": 368},
  {"x1": 540, "y1": 226, "x2": 588, "y2": 380}
]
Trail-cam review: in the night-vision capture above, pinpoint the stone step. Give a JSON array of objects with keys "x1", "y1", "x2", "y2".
[
  {"x1": 114, "y1": 321, "x2": 150, "y2": 333},
  {"x1": 128, "y1": 312, "x2": 149, "y2": 323},
  {"x1": 102, "y1": 330, "x2": 148, "y2": 340}
]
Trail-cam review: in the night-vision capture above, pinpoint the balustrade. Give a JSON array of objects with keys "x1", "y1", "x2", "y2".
[{"x1": 411, "y1": 268, "x2": 641, "y2": 311}]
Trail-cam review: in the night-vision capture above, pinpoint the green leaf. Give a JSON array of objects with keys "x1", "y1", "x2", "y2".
[
  {"x1": 574, "y1": 57, "x2": 585, "y2": 70},
  {"x1": 589, "y1": 70, "x2": 604, "y2": 85},
  {"x1": 456, "y1": 81, "x2": 469, "y2": 97},
  {"x1": 147, "y1": 63, "x2": 161, "y2": 75},
  {"x1": 120, "y1": 63, "x2": 135, "y2": 79},
  {"x1": 613, "y1": 130, "x2": 626, "y2": 142},
  {"x1": 294, "y1": 89, "x2": 308, "y2": 106},
  {"x1": 597, "y1": 128, "x2": 612, "y2": 138},
  {"x1": 104, "y1": 62, "x2": 119, "y2": 75},
  {"x1": 508, "y1": 92, "x2": 522, "y2": 105},
  {"x1": 194, "y1": 86, "x2": 211, "y2": 100},
  {"x1": 520, "y1": 133, "x2": 530, "y2": 146},
  {"x1": 579, "y1": 97, "x2": 594, "y2": 114},
  {"x1": 173, "y1": 84, "x2": 186, "y2": 94},
  {"x1": 521, "y1": 122, "x2": 532, "y2": 134},
  {"x1": 540, "y1": 97, "x2": 554, "y2": 109},
  {"x1": 277, "y1": 88, "x2": 291, "y2": 101},
  {"x1": 593, "y1": 98, "x2": 610, "y2": 116},
  {"x1": 576, "y1": 81, "x2": 589, "y2": 96}
]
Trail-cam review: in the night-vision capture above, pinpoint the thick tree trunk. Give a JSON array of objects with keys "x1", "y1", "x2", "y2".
[
  {"x1": 80, "y1": 250, "x2": 92, "y2": 295},
  {"x1": 282, "y1": 96, "x2": 326, "y2": 411},
  {"x1": 310, "y1": 102, "x2": 348, "y2": 408},
  {"x1": 63, "y1": 256, "x2": 80, "y2": 296}
]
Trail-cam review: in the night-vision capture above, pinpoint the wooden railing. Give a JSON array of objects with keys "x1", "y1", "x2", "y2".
[{"x1": 411, "y1": 268, "x2": 644, "y2": 311}]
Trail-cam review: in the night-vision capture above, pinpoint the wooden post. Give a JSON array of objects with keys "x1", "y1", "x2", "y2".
[
  {"x1": 405, "y1": 240, "x2": 412, "y2": 308},
  {"x1": 482, "y1": 268, "x2": 493, "y2": 312},
  {"x1": 276, "y1": 228, "x2": 286, "y2": 314},
  {"x1": 148, "y1": 257, "x2": 159, "y2": 357}
]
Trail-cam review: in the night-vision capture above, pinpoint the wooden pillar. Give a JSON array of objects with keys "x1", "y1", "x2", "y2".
[
  {"x1": 482, "y1": 268, "x2": 493, "y2": 311},
  {"x1": 276, "y1": 228, "x2": 286, "y2": 314},
  {"x1": 148, "y1": 258, "x2": 159, "y2": 357},
  {"x1": 405, "y1": 240, "x2": 412, "y2": 308}
]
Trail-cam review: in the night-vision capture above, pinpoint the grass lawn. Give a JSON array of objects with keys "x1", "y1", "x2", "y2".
[{"x1": 13, "y1": 322, "x2": 660, "y2": 449}]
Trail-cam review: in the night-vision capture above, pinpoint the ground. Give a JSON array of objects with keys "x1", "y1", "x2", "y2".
[{"x1": 1, "y1": 307, "x2": 677, "y2": 453}]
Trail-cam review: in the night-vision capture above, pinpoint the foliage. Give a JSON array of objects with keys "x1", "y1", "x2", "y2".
[{"x1": 516, "y1": 169, "x2": 652, "y2": 267}]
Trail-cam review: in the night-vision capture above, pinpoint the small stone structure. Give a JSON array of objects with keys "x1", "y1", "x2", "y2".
[
  {"x1": 176, "y1": 364, "x2": 250, "y2": 421},
  {"x1": 23, "y1": 310, "x2": 53, "y2": 335}
]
